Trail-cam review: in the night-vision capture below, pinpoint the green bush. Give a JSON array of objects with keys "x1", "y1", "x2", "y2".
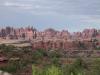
[
  {"x1": 45, "y1": 65, "x2": 62, "y2": 75},
  {"x1": 0, "y1": 44, "x2": 15, "y2": 52},
  {"x1": 48, "y1": 51, "x2": 61, "y2": 58},
  {"x1": 0, "y1": 64, "x2": 18, "y2": 73},
  {"x1": 32, "y1": 65, "x2": 43, "y2": 75},
  {"x1": 33, "y1": 49, "x2": 47, "y2": 59},
  {"x1": 32, "y1": 65, "x2": 38, "y2": 75}
]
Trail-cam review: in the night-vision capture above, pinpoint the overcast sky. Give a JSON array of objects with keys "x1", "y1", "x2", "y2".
[{"x1": 0, "y1": 0, "x2": 100, "y2": 32}]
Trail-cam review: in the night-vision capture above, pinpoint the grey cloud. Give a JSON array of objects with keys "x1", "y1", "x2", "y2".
[
  {"x1": 0, "y1": 0, "x2": 100, "y2": 26},
  {"x1": 1, "y1": 0, "x2": 100, "y2": 15}
]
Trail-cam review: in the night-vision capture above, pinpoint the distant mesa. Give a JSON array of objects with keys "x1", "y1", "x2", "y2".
[
  {"x1": 0, "y1": 27, "x2": 99, "y2": 40},
  {"x1": 0, "y1": 26, "x2": 100, "y2": 50}
]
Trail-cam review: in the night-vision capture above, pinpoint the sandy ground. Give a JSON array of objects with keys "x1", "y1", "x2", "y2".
[
  {"x1": 0, "y1": 39, "x2": 31, "y2": 47},
  {"x1": 0, "y1": 39, "x2": 25, "y2": 44}
]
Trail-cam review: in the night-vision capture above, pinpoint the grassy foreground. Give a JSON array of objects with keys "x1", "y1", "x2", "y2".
[
  {"x1": 32, "y1": 49, "x2": 100, "y2": 75},
  {"x1": 32, "y1": 59, "x2": 100, "y2": 75},
  {"x1": 0, "y1": 44, "x2": 100, "y2": 75}
]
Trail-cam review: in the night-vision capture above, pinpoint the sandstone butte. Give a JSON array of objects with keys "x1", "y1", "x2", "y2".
[{"x1": 0, "y1": 26, "x2": 100, "y2": 50}]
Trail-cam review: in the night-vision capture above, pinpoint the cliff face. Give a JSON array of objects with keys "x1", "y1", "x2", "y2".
[
  {"x1": 0, "y1": 27, "x2": 100, "y2": 50},
  {"x1": 0, "y1": 27, "x2": 99, "y2": 40},
  {"x1": 0, "y1": 27, "x2": 37, "y2": 40},
  {"x1": 32, "y1": 28, "x2": 100, "y2": 50}
]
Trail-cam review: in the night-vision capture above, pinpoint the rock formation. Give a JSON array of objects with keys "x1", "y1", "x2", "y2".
[
  {"x1": 0, "y1": 27, "x2": 100, "y2": 50},
  {"x1": 0, "y1": 26, "x2": 37, "y2": 40}
]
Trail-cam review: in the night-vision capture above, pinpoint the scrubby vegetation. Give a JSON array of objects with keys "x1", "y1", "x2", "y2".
[
  {"x1": 0, "y1": 44, "x2": 33, "y2": 75},
  {"x1": 32, "y1": 49, "x2": 100, "y2": 75},
  {"x1": 0, "y1": 44, "x2": 100, "y2": 75},
  {"x1": 32, "y1": 58, "x2": 100, "y2": 75}
]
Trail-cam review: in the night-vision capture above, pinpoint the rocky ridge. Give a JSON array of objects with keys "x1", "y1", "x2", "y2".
[{"x1": 0, "y1": 27, "x2": 100, "y2": 50}]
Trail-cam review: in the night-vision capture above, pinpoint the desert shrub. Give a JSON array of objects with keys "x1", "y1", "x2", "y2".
[
  {"x1": 0, "y1": 44, "x2": 15, "y2": 52},
  {"x1": 45, "y1": 65, "x2": 63, "y2": 75},
  {"x1": 51, "y1": 57, "x2": 60, "y2": 66},
  {"x1": 48, "y1": 51, "x2": 61, "y2": 65},
  {"x1": 73, "y1": 58, "x2": 86, "y2": 69},
  {"x1": 0, "y1": 63, "x2": 18, "y2": 73},
  {"x1": 62, "y1": 58, "x2": 86, "y2": 75},
  {"x1": 32, "y1": 65, "x2": 63, "y2": 75},
  {"x1": 32, "y1": 49, "x2": 47, "y2": 59},
  {"x1": 32, "y1": 65, "x2": 38, "y2": 75},
  {"x1": 87, "y1": 59, "x2": 100, "y2": 75},
  {"x1": 48, "y1": 51, "x2": 61, "y2": 58},
  {"x1": 71, "y1": 58, "x2": 86, "y2": 75},
  {"x1": 0, "y1": 44, "x2": 6, "y2": 49},
  {"x1": 1, "y1": 60, "x2": 28, "y2": 73},
  {"x1": 32, "y1": 65, "x2": 43, "y2": 75}
]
